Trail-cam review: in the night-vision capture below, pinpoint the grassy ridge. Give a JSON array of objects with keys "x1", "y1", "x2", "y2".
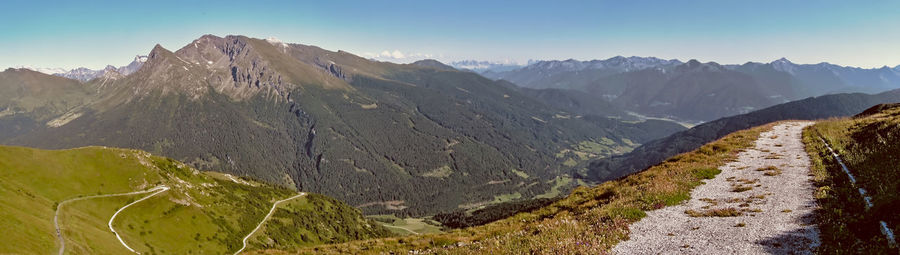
[
  {"x1": 260, "y1": 123, "x2": 773, "y2": 254},
  {"x1": 802, "y1": 104, "x2": 900, "y2": 253},
  {"x1": 247, "y1": 194, "x2": 393, "y2": 249},
  {"x1": 0, "y1": 145, "x2": 390, "y2": 254}
]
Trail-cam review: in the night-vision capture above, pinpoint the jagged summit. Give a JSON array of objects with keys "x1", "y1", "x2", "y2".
[{"x1": 103, "y1": 35, "x2": 364, "y2": 102}]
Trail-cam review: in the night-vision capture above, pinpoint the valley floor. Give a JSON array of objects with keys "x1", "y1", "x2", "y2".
[{"x1": 613, "y1": 122, "x2": 820, "y2": 254}]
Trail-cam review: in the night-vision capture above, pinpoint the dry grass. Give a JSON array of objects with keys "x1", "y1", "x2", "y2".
[
  {"x1": 802, "y1": 105, "x2": 900, "y2": 253},
  {"x1": 699, "y1": 198, "x2": 719, "y2": 206},
  {"x1": 731, "y1": 185, "x2": 753, "y2": 192},
  {"x1": 685, "y1": 208, "x2": 743, "y2": 217},
  {"x1": 763, "y1": 170, "x2": 782, "y2": 176},
  {"x1": 755, "y1": 165, "x2": 782, "y2": 176}
]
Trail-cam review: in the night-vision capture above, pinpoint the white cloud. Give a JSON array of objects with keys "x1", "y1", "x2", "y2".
[
  {"x1": 361, "y1": 49, "x2": 440, "y2": 63},
  {"x1": 391, "y1": 50, "x2": 405, "y2": 59}
]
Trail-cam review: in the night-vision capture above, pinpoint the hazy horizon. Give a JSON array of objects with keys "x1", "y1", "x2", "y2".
[{"x1": 4, "y1": 0, "x2": 900, "y2": 70}]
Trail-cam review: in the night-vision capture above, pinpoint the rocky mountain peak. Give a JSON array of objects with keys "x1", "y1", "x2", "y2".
[
  {"x1": 147, "y1": 44, "x2": 171, "y2": 60},
  {"x1": 770, "y1": 57, "x2": 797, "y2": 74}
]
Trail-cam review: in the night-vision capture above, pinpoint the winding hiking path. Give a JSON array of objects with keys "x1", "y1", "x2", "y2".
[
  {"x1": 613, "y1": 122, "x2": 820, "y2": 254},
  {"x1": 233, "y1": 193, "x2": 306, "y2": 255},
  {"x1": 108, "y1": 186, "x2": 170, "y2": 254},
  {"x1": 54, "y1": 185, "x2": 168, "y2": 255}
]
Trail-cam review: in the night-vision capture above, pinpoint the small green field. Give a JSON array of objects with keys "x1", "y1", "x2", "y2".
[{"x1": 367, "y1": 215, "x2": 443, "y2": 236}]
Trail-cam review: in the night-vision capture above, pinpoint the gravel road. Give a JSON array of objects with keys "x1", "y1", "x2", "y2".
[{"x1": 613, "y1": 122, "x2": 820, "y2": 254}]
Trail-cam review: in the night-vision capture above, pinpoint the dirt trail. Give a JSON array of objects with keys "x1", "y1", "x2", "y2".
[
  {"x1": 54, "y1": 185, "x2": 168, "y2": 255},
  {"x1": 108, "y1": 186, "x2": 170, "y2": 254},
  {"x1": 234, "y1": 193, "x2": 307, "y2": 255},
  {"x1": 613, "y1": 122, "x2": 820, "y2": 254}
]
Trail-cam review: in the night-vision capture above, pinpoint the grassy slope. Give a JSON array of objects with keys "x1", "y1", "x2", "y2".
[
  {"x1": 246, "y1": 194, "x2": 393, "y2": 250},
  {"x1": 61, "y1": 196, "x2": 137, "y2": 254},
  {"x1": 0, "y1": 145, "x2": 389, "y2": 254},
  {"x1": 802, "y1": 104, "x2": 900, "y2": 253},
  {"x1": 257, "y1": 122, "x2": 773, "y2": 254},
  {"x1": 367, "y1": 215, "x2": 444, "y2": 236},
  {"x1": 0, "y1": 68, "x2": 93, "y2": 120}
]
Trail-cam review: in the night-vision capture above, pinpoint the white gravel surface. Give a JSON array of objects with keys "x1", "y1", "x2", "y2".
[{"x1": 613, "y1": 122, "x2": 820, "y2": 254}]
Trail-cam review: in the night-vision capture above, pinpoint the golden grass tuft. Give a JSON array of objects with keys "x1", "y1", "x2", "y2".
[{"x1": 685, "y1": 208, "x2": 743, "y2": 217}]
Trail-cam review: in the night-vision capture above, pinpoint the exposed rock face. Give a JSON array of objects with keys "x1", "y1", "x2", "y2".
[
  {"x1": 315, "y1": 57, "x2": 350, "y2": 81},
  {"x1": 113, "y1": 35, "x2": 351, "y2": 102}
]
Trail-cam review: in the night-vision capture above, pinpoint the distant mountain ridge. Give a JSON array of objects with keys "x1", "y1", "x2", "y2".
[
  {"x1": 20, "y1": 55, "x2": 148, "y2": 82},
  {"x1": 448, "y1": 60, "x2": 523, "y2": 73},
  {"x1": 585, "y1": 88, "x2": 900, "y2": 182},
  {"x1": 729, "y1": 57, "x2": 900, "y2": 95},
  {"x1": 481, "y1": 56, "x2": 683, "y2": 89},
  {"x1": 484, "y1": 56, "x2": 900, "y2": 122}
]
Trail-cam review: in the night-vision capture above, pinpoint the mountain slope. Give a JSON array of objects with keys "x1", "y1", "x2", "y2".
[
  {"x1": 0, "y1": 145, "x2": 389, "y2": 254},
  {"x1": 585, "y1": 88, "x2": 900, "y2": 182},
  {"x1": 0, "y1": 68, "x2": 95, "y2": 141},
  {"x1": 803, "y1": 104, "x2": 900, "y2": 253},
  {"x1": 609, "y1": 60, "x2": 790, "y2": 121},
  {"x1": 0, "y1": 35, "x2": 673, "y2": 216}
]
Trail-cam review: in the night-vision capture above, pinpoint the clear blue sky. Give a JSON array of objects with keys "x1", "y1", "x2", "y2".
[{"x1": 3, "y1": 0, "x2": 900, "y2": 69}]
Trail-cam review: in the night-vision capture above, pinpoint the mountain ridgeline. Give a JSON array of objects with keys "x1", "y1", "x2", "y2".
[
  {"x1": 0, "y1": 35, "x2": 684, "y2": 216},
  {"x1": 483, "y1": 57, "x2": 900, "y2": 122},
  {"x1": 585, "y1": 88, "x2": 900, "y2": 182}
]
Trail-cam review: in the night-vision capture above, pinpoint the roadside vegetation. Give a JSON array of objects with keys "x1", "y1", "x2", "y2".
[
  {"x1": 261, "y1": 123, "x2": 774, "y2": 254},
  {"x1": 803, "y1": 103, "x2": 900, "y2": 253}
]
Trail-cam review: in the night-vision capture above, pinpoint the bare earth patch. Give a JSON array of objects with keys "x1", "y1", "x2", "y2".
[{"x1": 613, "y1": 122, "x2": 820, "y2": 254}]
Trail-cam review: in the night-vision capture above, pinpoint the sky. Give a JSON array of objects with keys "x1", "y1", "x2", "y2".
[{"x1": 2, "y1": 0, "x2": 900, "y2": 70}]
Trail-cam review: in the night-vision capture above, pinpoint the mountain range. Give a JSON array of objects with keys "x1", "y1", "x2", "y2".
[
  {"x1": 0, "y1": 35, "x2": 685, "y2": 216},
  {"x1": 479, "y1": 56, "x2": 900, "y2": 122},
  {"x1": 585, "y1": 88, "x2": 900, "y2": 182},
  {"x1": 18, "y1": 55, "x2": 148, "y2": 82},
  {"x1": 448, "y1": 60, "x2": 524, "y2": 73}
]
